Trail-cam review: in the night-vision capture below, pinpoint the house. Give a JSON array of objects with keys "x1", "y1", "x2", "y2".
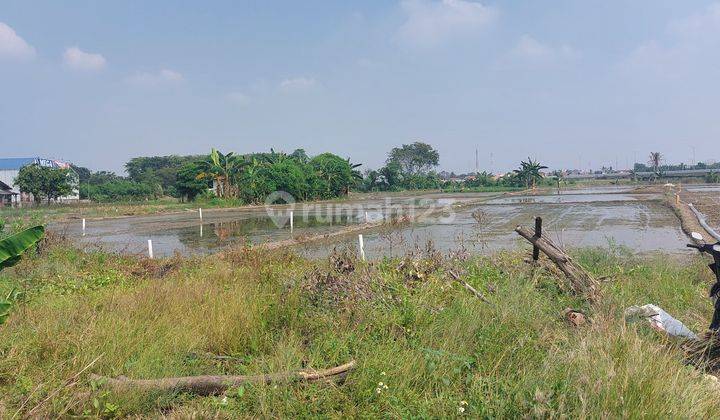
[{"x1": 0, "y1": 157, "x2": 79, "y2": 205}]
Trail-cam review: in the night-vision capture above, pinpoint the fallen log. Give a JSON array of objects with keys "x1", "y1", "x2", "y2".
[
  {"x1": 90, "y1": 360, "x2": 356, "y2": 396},
  {"x1": 515, "y1": 225, "x2": 599, "y2": 301}
]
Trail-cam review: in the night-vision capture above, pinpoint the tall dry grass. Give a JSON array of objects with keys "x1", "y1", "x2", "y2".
[{"x1": 1, "y1": 244, "x2": 719, "y2": 417}]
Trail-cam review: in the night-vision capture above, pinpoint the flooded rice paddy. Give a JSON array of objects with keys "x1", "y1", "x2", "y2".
[{"x1": 54, "y1": 187, "x2": 691, "y2": 258}]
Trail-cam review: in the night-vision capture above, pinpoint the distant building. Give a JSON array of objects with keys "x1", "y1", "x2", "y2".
[{"x1": 0, "y1": 157, "x2": 79, "y2": 205}]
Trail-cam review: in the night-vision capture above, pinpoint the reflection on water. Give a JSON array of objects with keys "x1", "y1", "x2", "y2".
[
  {"x1": 484, "y1": 193, "x2": 648, "y2": 205},
  {"x1": 53, "y1": 188, "x2": 688, "y2": 258},
  {"x1": 297, "y1": 201, "x2": 690, "y2": 258}
]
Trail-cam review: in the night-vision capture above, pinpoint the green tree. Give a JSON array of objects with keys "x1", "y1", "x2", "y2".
[
  {"x1": 513, "y1": 158, "x2": 548, "y2": 189},
  {"x1": 378, "y1": 162, "x2": 403, "y2": 190},
  {"x1": 648, "y1": 152, "x2": 663, "y2": 176},
  {"x1": 176, "y1": 162, "x2": 210, "y2": 201},
  {"x1": 14, "y1": 164, "x2": 74, "y2": 204},
  {"x1": 386, "y1": 142, "x2": 439, "y2": 175},
  {"x1": 196, "y1": 149, "x2": 245, "y2": 199},
  {"x1": 310, "y1": 153, "x2": 354, "y2": 197}
]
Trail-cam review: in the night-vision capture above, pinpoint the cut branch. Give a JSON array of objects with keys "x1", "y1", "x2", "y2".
[
  {"x1": 515, "y1": 225, "x2": 599, "y2": 301},
  {"x1": 448, "y1": 269, "x2": 490, "y2": 304},
  {"x1": 91, "y1": 360, "x2": 356, "y2": 396}
]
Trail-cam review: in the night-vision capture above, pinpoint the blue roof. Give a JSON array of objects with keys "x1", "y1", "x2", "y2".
[{"x1": 0, "y1": 158, "x2": 38, "y2": 170}]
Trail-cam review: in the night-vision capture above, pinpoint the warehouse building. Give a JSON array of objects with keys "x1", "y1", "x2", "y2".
[{"x1": 0, "y1": 157, "x2": 79, "y2": 205}]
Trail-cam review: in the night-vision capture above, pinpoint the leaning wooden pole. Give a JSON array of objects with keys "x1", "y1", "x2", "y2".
[
  {"x1": 515, "y1": 224, "x2": 599, "y2": 301},
  {"x1": 91, "y1": 360, "x2": 356, "y2": 396}
]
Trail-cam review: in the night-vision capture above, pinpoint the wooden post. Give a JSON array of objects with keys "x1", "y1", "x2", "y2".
[
  {"x1": 515, "y1": 224, "x2": 599, "y2": 301},
  {"x1": 532, "y1": 217, "x2": 542, "y2": 261},
  {"x1": 358, "y1": 234, "x2": 365, "y2": 261},
  {"x1": 148, "y1": 239, "x2": 154, "y2": 259}
]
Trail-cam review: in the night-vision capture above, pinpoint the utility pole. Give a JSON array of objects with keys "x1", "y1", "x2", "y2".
[{"x1": 475, "y1": 148, "x2": 479, "y2": 174}]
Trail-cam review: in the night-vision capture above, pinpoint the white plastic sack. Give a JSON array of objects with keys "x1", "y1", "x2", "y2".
[{"x1": 624, "y1": 304, "x2": 698, "y2": 340}]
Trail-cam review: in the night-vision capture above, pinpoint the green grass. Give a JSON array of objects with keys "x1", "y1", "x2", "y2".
[{"x1": 1, "y1": 242, "x2": 719, "y2": 417}]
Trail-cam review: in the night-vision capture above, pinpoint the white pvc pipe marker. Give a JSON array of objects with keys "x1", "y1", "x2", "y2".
[
  {"x1": 147, "y1": 239, "x2": 154, "y2": 259},
  {"x1": 199, "y1": 208, "x2": 203, "y2": 220},
  {"x1": 82, "y1": 218, "x2": 86, "y2": 236},
  {"x1": 358, "y1": 234, "x2": 366, "y2": 261},
  {"x1": 290, "y1": 211, "x2": 294, "y2": 233},
  {"x1": 365, "y1": 211, "x2": 368, "y2": 223}
]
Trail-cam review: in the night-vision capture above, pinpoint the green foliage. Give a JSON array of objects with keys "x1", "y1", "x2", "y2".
[
  {"x1": 310, "y1": 153, "x2": 354, "y2": 197},
  {"x1": 0, "y1": 225, "x2": 44, "y2": 325},
  {"x1": 0, "y1": 225, "x2": 44, "y2": 270},
  {"x1": 513, "y1": 158, "x2": 548, "y2": 189},
  {"x1": 386, "y1": 142, "x2": 439, "y2": 175},
  {"x1": 2, "y1": 246, "x2": 720, "y2": 417},
  {"x1": 125, "y1": 155, "x2": 203, "y2": 197},
  {"x1": 80, "y1": 180, "x2": 155, "y2": 202},
  {"x1": 705, "y1": 171, "x2": 720, "y2": 183},
  {"x1": 14, "y1": 164, "x2": 75, "y2": 203},
  {"x1": 176, "y1": 162, "x2": 210, "y2": 201}
]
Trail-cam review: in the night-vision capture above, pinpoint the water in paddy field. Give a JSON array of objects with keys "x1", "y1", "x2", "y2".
[
  {"x1": 296, "y1": 200, "x2": 689, "y2": 258},
  {"x1": 53, "y1": 188, "x2": 690, "y2": 258},
  {"x1": 686, "y1": 185, "x2": 720, "y2": 193}
]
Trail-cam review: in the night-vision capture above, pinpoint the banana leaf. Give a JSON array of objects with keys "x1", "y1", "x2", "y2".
[{"x1": 0, "y1": 225, "x2": 45, "y2": 270}]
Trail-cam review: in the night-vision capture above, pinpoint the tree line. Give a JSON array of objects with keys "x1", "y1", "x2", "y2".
[{"x1": 14, "y1": 142, "x2": 559, "y2": 204}]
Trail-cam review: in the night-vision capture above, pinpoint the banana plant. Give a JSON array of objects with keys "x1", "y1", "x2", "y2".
[{"x1": 0, "y1": 225, "x2": 44, "y2": 325}]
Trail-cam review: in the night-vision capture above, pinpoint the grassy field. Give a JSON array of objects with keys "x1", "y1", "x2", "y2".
[{"x1": 2, "y1": 234, "x2": 720, "y2": 417}]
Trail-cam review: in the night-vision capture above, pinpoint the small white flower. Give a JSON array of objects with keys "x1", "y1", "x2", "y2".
[
  {"x1": 458, "y1": 406, "x2": 465, "y2": 414},
  {"x1": 460, "y1": 401, "x2": 468, "y2": 406},
  {"x1": 378, "y1": 382, "x2": 384, "y2": 386},
  {"x1": 376, "y1": 387, "x2": 382, "y2": 394},
  {"x1": 380, "y1": 371, "x2": 386, "y2": 376},
  {"x1": 220, "y1": 396, "x2": 228, "y2": 405}
]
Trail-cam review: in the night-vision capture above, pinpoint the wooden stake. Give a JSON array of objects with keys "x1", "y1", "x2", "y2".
[
  {"x1": 358, "y1": 234, "x2": 365, "y2": 261},
  {"x1": 515, "y1": 225, "x2": 598, "y2": 301},
  {"x1": 532, "y1": 216, "x2": 542, "y2": 261}
]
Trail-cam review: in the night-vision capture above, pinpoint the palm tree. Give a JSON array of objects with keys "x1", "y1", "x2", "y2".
[
  {"x1": 551, "y1": 170, "x2": 564, "y2": 194},
  {"x1": 514, "y1": 158, "x2": 548, "y2": 189},
  {"x1": 648, "y1": 152, "x2": 663, "y2": 176},
  {"x1": 346, "y1": 158, "x2": 363, "y2": 195},
  {"x1": 196, "y1": 148, "x2": 245, "y2": 198}
]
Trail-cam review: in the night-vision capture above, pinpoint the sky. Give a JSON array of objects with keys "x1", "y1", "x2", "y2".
[{"x1": 1, "y1": 0, "x2": 719, "y2": 174}]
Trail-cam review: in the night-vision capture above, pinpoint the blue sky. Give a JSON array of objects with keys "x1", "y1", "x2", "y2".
[{"x1": 1, "y1": 0, "x2": 719, "y2": 174}]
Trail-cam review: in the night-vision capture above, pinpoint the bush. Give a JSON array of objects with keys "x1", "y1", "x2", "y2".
[{"x1": 80, "y1": 180, "x2": 155, "y2": 202}]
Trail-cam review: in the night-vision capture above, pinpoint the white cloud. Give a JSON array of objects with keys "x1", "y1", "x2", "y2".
[
  {"x1": 510, "y1": 35, "x2": 576, "y2": 61},
  {"x1": 0, "y1": 22, "x2": 36, "y2": 60},
  {"x1": 397, "y1": 0, "x2": 498, "y2": 48},
  {"x1": 624, "y1": 3, "x2": 720, "y2": 78},
  {"x1": 278, "y1": 77, "x2": 317, "y2": 92},
  {"x1": 63, "y1": 46, "x2": 106, "y2": 71},
  {"x1": 127, "y1": 69, "x2": 185, "y2": 86},
  {"x1": 227, "y1": 91, "x2": 250, "y2": 105}
]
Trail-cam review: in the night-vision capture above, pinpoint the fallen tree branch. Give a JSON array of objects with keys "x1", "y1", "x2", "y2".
[
  {"x1": 90, "y1": 360, "x2": 356, "y2": 396},
  {"x1": 448, "y1": 270, "x2": 490, "y2": 304},
  {"x1": 515, "y1": 225, "x2": 599, "y2": 302}
]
